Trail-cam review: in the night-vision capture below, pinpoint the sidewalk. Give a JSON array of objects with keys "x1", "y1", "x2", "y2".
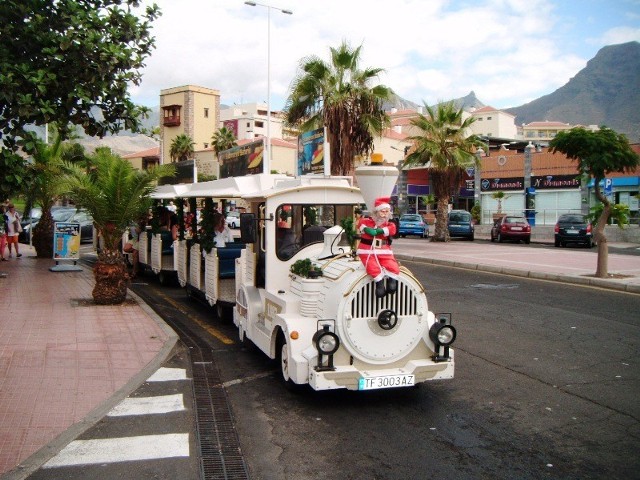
[
  {"x1": 0, "y1": 244, "x2": 178, "y2": 478},
  {"x1": 1, "y1": 239, "x2": 639, "y2": 478}
]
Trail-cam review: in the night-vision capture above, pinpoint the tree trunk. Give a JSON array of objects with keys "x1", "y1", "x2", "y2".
[
  {"x1": 593, "y1": 182, "x2": 610, "y2": 278},
  {"x1": 93, "y1": 249, "x2": 129, "y2": 305},
  {"x1": 33, "y1": 210, "x2": 54, "y2": 258},
  {"x1": 432, "y1": 197, "x2": 450, "y2": 242}
]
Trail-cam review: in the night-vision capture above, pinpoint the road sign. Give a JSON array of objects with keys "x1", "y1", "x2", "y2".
[{"x1": 604, "y1": 178, "x2": 612, "y2": 196}]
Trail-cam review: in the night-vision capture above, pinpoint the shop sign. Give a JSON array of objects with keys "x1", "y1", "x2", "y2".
[
  {"x1": 480, "y1": 177, "x2": 524, "y2": 192},
  {"x1": 531, "y1": 175, "x2": 580, "y2": 189}
]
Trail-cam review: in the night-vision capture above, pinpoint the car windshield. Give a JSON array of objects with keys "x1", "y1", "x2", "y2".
[
  {"x1": 505, "y1": 217, "x2": 525, "y2": 224},
  {"x1": 559, "y1": 215, "x2": 584, "y2": 223},
  {"x1": 449, "y1": 212, "x2": 470, "y2": 222},
  {"x1": 401, "y1": 215, "x2": 422, "y2": 222},
  {"x1": 52, "y1": 209, "x2": 77, "y2": 221}
]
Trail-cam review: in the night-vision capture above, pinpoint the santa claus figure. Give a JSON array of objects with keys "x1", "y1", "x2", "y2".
[{"x1": 356, "y1": 197, "x2": 400, "y2": 298}]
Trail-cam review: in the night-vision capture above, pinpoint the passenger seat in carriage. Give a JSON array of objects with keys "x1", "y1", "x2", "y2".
[{"x1": 217, "y1": 243, "x2": 245, "y2": 278}]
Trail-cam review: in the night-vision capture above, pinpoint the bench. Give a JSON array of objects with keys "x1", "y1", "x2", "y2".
[{"x1": 217, "y1": 243, "x2": 245, "y2": 278}]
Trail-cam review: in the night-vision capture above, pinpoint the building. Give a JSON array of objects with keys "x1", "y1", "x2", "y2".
[
  {"x1": 160, "y1": 85, "x2": 221, "y2": 165},
  {"x1": 219, "y1": 102, "x2": 284, "y2": 142},
  {"x1": 517, "y1": 121, "x2": 598, "y2": 143},
  {"x1": 469, "y1": 106, "x2": 517, "y2": 139},
  {"x1": 121, "y1": 147, "x2": 160, "y2": 171}
]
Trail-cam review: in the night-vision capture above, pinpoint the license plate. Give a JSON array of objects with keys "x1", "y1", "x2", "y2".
[
  {"x1": 358, "y1": 374, "x2": 415, "y2": 390},
  {"x1": 567, "y1": 229, "x2": 578, "y2": 234},
  {"x1": 511, "y1": 226, "x2": 522, "y2": 231}
]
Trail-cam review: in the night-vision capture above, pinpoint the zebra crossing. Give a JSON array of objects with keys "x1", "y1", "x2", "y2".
[{"x1": 33, "y1": 366, "x2": 199, "y2": 479}]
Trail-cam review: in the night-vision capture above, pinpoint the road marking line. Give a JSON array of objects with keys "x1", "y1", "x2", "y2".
[
  {"x1": 43, "y1": 434, "x2": 189, "y2": 468},
  {"x1": 107, "y1": 394, "x2": 185, "y2": 416},
  {"x1": 147, "y1": 367, "x2": 188, "y2": 382}
]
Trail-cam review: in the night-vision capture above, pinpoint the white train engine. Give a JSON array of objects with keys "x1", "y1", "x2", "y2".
[{"x1": 234, "y1": 167, "x2": 456, "y2": 391}]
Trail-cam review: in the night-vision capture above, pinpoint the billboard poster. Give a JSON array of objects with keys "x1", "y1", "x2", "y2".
[
  {"x1": 219, "y1": 139, "x2": 265, "y2": 179},
  {"x1": 53, "y1": 222, "x2": 81, "y2": 260},
  {"x1": 222, "y1": 119, "x2": 238, "y2": 139},
  {"x1": 531, "y1": 175, "x2": 580, "y2": 190},
  {"x1": 480, "y1": 177, "x2": 525, "y2": 192},
  {"x1": 297, "y1": 128, "x2": 325, "y2": 175}
]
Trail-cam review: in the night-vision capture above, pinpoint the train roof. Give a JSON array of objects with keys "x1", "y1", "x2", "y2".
[{"x1": 243, "y1": 174, "x2": 360, "y2": 201}]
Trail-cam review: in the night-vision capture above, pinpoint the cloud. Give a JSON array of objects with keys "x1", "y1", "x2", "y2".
[{"x1": 131, "y1": 0, "x2": 635, "y2": 111}]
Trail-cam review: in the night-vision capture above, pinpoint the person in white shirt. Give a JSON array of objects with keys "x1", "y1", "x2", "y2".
[
  {"x1": 5, "y1": 204, "x2": 22, "y2": 258},
  {"x1": 213, "y1": 212, "x2": 234, "y2": 248}
]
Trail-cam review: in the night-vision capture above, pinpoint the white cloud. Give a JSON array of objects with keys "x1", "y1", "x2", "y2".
[{"x1": 130, "y1": 0, "x2": 637, "y2": 111}]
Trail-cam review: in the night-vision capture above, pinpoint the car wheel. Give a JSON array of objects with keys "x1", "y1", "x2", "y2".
[
  {"x1": 498, "y1": 233, "x2": 503, "y2": 243},
  {"x1": 554, "y1": 238, "x2": 560, "y2": 247},
  {"x1": 561, "y1": 241, "x2": 566, "y2": 247},
  {"x1": 400, "y1": 234, "x2": 406, "y2": 238},
  {"x1": 469, "y1": 234, "x2": 474, "y2": 241},
  {"x1": 278, "y1": 332, "x2": 303, "y2": 392},
  {"x1": 586, "y1": 239, "x2": 594, "y2": 248},
  {"x1": 524, "y1": 238, "x2": 531, "y2": 244}
]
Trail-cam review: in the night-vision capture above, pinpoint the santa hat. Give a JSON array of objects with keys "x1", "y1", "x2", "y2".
[{"x1": 374, "y1": 197, "x2": 391, "y2": 211}]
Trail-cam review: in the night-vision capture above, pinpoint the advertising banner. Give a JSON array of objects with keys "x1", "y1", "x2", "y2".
[
  {"x1": 531, "y1": 175, "x2": 580, "y2": 190},
  {"x1": 219, "y1": 139, "x2": 265, "y2": 179},
  {"x1": 297, "y1": 128, "x2": 325, "y2": 175},
  {"x1": 53, "y1": 222, "x2": 81, "y2": 260}
]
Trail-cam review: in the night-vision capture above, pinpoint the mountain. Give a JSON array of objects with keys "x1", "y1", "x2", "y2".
[{"x1": 505, "y1": 41, "x2": 640, "y2": 140}]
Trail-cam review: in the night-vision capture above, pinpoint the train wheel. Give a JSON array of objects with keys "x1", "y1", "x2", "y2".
[{"x1": 278, "y1": 332, "x2": 302, "y2": 391}]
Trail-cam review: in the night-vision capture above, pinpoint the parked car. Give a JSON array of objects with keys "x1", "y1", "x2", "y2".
[
  {"x1": 554, "y1": 213, "x2": 594, "y2": 248},
  {"x1": 447, "y1": 210, "x2": 474, "y2": 240},
  {"x1": 398, "y1": 214, "x2": 429, "y2": 238},
  {"x1": 491, "y1": 215, "x2": 531, "y2": 244},
  {"x1": 20, "y1": 207, "x2": 93, "y2": 244},
  {"x1": 225, "y1": 211, "x2": 240, "y2": 229}
]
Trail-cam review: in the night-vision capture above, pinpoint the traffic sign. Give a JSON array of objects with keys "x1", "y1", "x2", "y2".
[{"x1": 604, "y1": 178, "x2": 612, "y2": 196}]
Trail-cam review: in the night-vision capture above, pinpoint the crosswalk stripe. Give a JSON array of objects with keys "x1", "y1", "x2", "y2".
[
  {"x1": 147, "y1": 367, "x2": 188, "y2": 382},
  {"x1": 42, "y1": 434, "x2": 190, "y2": 468},
  {"x1": 107, "y1": 394, "x2": 185, "y2": 416}
]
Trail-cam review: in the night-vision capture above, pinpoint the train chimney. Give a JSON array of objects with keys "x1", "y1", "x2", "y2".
[{"x1": 354, "y1": 153, "x2": 399, "y2": 212}]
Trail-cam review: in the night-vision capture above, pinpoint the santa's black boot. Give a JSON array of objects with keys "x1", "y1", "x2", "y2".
[
  {"x1": 375, "y1": 280, "x2": 387, "y2": 298},
  {"x1": 386, "y1": 278, "x2": 398, "y2": 295}
]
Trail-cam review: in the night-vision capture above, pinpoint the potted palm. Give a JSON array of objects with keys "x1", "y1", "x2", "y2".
[
  {"x1": 492, "y1": 191, "x2": 507, "y2": 221},
  {"x1": 62, "y1": 150, "x2": 175, "y2": 304}
]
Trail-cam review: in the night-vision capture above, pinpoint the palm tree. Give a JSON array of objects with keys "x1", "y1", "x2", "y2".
[
  {"x1": 211, "y1": 127, "x2": 237, "y2": 157},
  {"x1": 24, "y1": 136, "x2": 67, "y2": 258},
  {"x1": 169, "y1": 134, "x2": 195, "y2": 162},
  {"x1": 284, "y1": 41, "x2": 392, "y2": 176},
  {"x1": 62, "y1": 149, "x2": 175, "y2": 304},
  {"x1": 404, "y1": 101, "x2": 484, "y2": 242}
]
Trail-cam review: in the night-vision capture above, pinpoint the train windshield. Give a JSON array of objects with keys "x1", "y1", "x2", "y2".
[{"x1": 275, "y1": 203, "x2": 360, "y2": 260}]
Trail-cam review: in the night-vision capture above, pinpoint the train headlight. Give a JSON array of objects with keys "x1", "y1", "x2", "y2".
[
  {"x1": 429, "y1": 323, "x2": 456, "y2": 346},
  {"x1": 313, "y1": 328, "x2": 340, "y2": 355}
]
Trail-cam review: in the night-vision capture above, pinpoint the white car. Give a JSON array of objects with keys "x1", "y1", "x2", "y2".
[{"x1": 225, "y1": 211, "x2": 240, "y2": 228}]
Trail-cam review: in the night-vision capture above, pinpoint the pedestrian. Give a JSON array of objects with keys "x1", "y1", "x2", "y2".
[
  {"x1": 5, "y1": 203, "x2": 22, "y2": 258},
  {"x1": 0, "y1": 205, "x2": 8, "y2": 260}
]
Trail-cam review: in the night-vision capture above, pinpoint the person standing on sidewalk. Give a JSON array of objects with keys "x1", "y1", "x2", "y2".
[
  {"x1": 0, "y1": 205, "x2": 8, "y2": 260},
  {"x1": 5, "y1": 204, "x2": 22, "y2": 258}
]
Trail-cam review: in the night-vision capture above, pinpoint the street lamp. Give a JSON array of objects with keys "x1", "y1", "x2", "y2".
[{"x1": 244, "y1": 1, "x2": 292, "y2": 174}]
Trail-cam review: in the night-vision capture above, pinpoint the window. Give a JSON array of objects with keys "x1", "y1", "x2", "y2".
[
  {"x1": 274, "y1": 203, "x2": 359, "y2": 260},
  {"x1": 487, "y1": 116, "x2": 492, "y2": 120},
  {"x1": 477, "y1": 118, "x2": 483, "y2": 121},
  {"x1": 246, "y1": 122, "x2": 251, "y2": 128},
  {"x1": 255, "y1": 121, "x2": 264, "y2": 128},
  {"x1": 204, "y1": 108, "x2": 209, "y2": 118},
  {"x1": 204, "y1": 143, "x2": 209, "y2": 149}
]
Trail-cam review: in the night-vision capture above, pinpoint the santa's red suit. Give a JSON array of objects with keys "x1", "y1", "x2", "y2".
[{"x1": 356, "y1": 198, "x2": 400, "y2": 285}]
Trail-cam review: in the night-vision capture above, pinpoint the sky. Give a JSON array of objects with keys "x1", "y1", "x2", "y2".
[{"x1": 129, "y1": 0, "x2": 640, "y2": 111}]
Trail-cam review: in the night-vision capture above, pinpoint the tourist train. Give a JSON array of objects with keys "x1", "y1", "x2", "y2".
[{"x1": 134, "y1": 163, "x2": 456, "y2": 391}]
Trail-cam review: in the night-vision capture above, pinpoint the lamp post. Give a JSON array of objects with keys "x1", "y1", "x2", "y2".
[{"x1": 244, "y1": 1, "x2": 292, "y2": 174}]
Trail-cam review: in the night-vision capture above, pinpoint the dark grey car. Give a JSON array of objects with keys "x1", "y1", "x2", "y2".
[{"x1": 554, "y1": 213, "x2": 594, "y2": 248}]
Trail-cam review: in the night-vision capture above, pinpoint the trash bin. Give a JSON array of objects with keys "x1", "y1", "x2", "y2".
[{"x1": 525, "y1": 209, "x2": 536, "y2": 227}]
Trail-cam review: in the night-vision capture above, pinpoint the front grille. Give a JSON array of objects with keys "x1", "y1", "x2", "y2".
[{"x1": 349, "y1": 279, "x2": 418, "y2": 319}]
